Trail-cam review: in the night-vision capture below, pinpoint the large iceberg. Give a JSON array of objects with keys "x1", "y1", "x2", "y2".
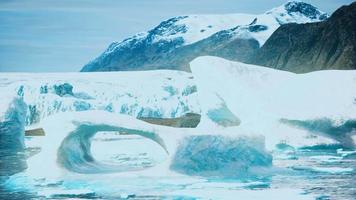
[
  {"x1": 2, "y1": 57, "x2": 356, "y2": 200},
  {"x1": 190, "y1": 56, "x2": 356, "y2": 149}
]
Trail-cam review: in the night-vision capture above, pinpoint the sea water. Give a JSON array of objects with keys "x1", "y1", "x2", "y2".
[{"x1": 1, "y1": 134, "x2": 355, "y2": 200}]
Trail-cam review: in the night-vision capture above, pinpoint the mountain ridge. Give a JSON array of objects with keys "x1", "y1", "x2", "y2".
[{"x1": 81, "y1": 1, "x2": 327, "y2": 72}]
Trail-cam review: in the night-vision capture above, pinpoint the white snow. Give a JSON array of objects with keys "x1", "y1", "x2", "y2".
[
  {"x1": 190, "y1": 56, "x2": 356, "y2": 149},
  {"x1": 150, "y1": 1, "x2": 327, "y2": 46},
  {"x1": 154, "y1": 14, "x2": 257, "y2": 45},
  {"x1": 101, "y1": 1, "x2": 328, "y2": 56}
]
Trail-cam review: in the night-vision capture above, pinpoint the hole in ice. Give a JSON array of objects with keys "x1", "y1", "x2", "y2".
[
  {"x1": 57, "y1": 123, "x2": 169, "y2": 173},
  {"x1": 91, "y1": 131, "x2": 168, "y2": 168}
]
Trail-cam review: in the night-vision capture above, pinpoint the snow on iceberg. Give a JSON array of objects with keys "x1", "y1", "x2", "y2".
[
  {"x1": 0, "y1": 92, "x2": 27, "y2": 176},
  {"x1": 190, "y1": 56, "x2": 356, "y2": 149},
  {"x1": 0, "y1": 70, "x2": 199, "y2": 126}
]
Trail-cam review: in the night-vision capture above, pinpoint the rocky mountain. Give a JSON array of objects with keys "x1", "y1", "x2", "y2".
[
  {"x1": 81, "y1": 1, "x2": 327, "y2": 72},
  {"x1": 248, "y1": 2, "x2": 356, "y2": 73}
]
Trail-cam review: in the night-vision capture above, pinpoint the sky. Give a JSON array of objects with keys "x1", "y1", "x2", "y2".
[{"x1": 0, "y1": 0, "x2": 353, "y2": 72}]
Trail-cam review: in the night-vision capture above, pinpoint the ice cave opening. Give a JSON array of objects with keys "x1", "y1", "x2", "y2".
[{"x1": 91, "y1": 131, "x2": 169, "y2": 169}]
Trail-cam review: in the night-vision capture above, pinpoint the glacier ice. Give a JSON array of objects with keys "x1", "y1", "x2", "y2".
[
  {"x1": 0, "y1": 92, "x2": 27, "y2": 176},
  {"x1": 2, "y1": 55, "x2": 356, "y2": 180},
  {"x1": 18, "y1": 110, "x2": 270, "y2": 179},
  {"x1": 206, "y1": 98, "x2": 240, "y2": 128},
  {"x1": 170, "y1": 135, "x2": 272, "y2": 178},
  {"x1": 0, "y1": 71, "x2": 199, "y2": 126},
  {"x1": 2, "y1": 58, "x2": 356, "y2": 200},
  {"x1": 29, "y1": 111, "x2": 169, "y2": 175},
  {"x1": 280, "y1": 118, "x2": 356, "y2": 149},
  {"x1": 53, "y1": 83, "x2": 74, "y2": 97},
  {"x1": 190, "y1": 56, "x2": 356, "y2": 149}
]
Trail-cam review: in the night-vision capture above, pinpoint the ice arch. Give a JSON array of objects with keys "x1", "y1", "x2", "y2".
[
  {"x1": 58, "y1": 123, "x2": 168, "y2": 173},
  {"x1": 24, "y1": 110, "x2": 270, "y2": 179},
  {"x1": 26, "y1": 111, "x2": 175, "y2": 175}
]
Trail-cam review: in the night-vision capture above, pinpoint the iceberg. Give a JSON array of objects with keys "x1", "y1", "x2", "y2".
[
  {"x1": 0, "y1": 92, "x2": 27, "y2": 176},
  {"x1": 170, "y1": 135, "x2": 272, "y2": 178},
  {"x1": 190, "y1": 56, "x2": 356, "y2": 149},
  {"x1": 21, "y1": 110, "x2": 270, "y2": 179}
]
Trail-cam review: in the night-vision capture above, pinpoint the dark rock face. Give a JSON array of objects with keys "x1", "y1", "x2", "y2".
[
  {"x1": 139, "y1": 113, "x2": 201, "y2": 128},
  {"x1": 249, "y1": 2, "x2": 356, "y2": 73}
]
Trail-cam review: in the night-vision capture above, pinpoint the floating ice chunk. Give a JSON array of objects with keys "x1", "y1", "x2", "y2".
[
  {"x1": 291, "y1": 166, "x2": 353, "y2": 174},
  {"x1": 337, "y1": 148, "x2": 356, "y2": 159}
]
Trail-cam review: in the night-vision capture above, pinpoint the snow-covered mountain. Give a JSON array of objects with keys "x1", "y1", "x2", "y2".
[{"x1": 81, "y1": 1, "x2": 328, "y2": 72}]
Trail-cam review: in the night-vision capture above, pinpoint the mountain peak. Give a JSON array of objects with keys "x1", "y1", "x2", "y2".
[
  {"x1": 266, "y1": 1, "x2": 328, "y2": 24},
  {"x1": 284, "y1": 1, "x2": 328, "y2": 20}
]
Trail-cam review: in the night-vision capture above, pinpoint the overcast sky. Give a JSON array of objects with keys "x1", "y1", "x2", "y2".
[{"x1": 0, "y1": 0, "x2": 353, "y2": 72}]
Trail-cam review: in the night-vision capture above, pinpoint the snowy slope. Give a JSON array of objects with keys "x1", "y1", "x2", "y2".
[
  {"x1": 111, "y1": 1, "x2": 327, "y2": 49},
  {"x1": 148, "y1": 0, "x2": 327, "y2": 46},
  {"x1": 0, "y1": 71, "x2": 199, "y2": 126},
  {"x1": 81, "y1": 1, "x2": 328, "y2": 72},
  {"x1": 191, "y1": 56, "x2": 356, "y2": 149}
]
